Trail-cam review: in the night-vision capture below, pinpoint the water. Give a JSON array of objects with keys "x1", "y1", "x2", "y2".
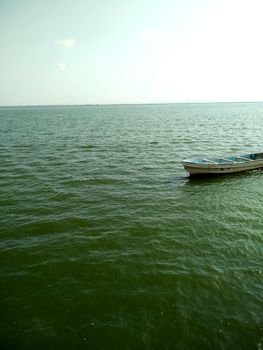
[{"x1": 0, "y1": 103, "x2": 262, "y2": 349}]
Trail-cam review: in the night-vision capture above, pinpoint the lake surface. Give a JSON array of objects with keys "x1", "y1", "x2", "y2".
[{"x1": 0, "y1": 103, "x2": 262, "y2": 349}]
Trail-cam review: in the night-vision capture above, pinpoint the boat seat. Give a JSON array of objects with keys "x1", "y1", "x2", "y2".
[
  {"x1": 219, "y1": 158, "x2": 236, "y2": 163},
  {"x1": 237, "y1": 157, "x2": 253, "y2": 161},
  {"x1": 203, "y1": 158, "x2": 218, "y2": 164}
]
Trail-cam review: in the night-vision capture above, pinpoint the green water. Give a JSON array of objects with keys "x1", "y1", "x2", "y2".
[{"x1": 0, "y1": 103, "x2": 263, "y2": 349}]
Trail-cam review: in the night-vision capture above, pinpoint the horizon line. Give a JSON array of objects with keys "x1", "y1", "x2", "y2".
[{"x1": 1, "y1": 100, "x2": 263, "y2": 108}]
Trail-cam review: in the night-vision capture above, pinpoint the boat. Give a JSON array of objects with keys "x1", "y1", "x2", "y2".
[{"x1": 182, "y1": 152, "x2": 263, "y2": 177}]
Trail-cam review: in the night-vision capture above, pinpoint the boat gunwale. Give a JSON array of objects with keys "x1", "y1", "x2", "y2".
[{"x1": 182, "y1": 159, "x2": 263, "y2": 168}]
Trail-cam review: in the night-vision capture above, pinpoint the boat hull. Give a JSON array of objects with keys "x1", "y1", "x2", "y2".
[{"x1": 182, "y1": 157, "x2": 263, "y2": 177}]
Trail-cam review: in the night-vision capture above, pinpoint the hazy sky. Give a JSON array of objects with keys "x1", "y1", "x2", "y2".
[{"x1": 1, "y1": 0, "x2": 263, "y2": 106}]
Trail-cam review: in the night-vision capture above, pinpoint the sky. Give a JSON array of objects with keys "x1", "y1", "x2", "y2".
[{"x1": 1, "y1": 0, "x2": 263, "y2": 106}]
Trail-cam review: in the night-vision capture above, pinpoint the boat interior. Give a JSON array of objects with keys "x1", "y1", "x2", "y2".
[{"x1": 187, "y1": 153, "x2": 263, "y2": 165}]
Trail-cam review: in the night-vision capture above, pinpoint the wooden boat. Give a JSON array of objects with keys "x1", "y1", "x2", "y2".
[{"x1": 182, "y1": 152, "x2": 263, "y2": 177}]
